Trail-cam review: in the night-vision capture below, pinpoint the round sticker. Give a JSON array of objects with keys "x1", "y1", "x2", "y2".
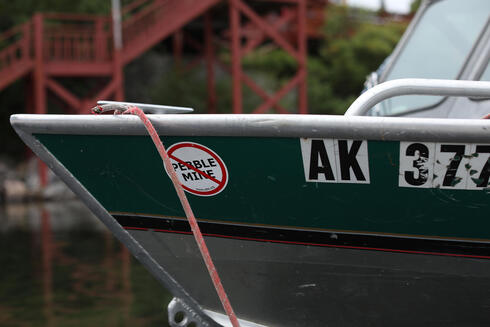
[{"x1": 165, "y1": 142, "x2": 228, "y2": 196}]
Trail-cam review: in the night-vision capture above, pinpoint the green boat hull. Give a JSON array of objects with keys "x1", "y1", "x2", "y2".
[
  {"x1": 35, "y1": 134, "x2": 490, "y2": 251},
  {"x1": 11, "y1": 114, "x2": 490, "y2": 326}
]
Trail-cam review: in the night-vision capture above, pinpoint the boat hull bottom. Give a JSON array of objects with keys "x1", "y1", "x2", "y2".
[{"x1": 128, "y1": 229, "x2": 490, "y2": 327}]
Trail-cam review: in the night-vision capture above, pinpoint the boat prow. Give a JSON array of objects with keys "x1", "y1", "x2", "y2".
[{"x1": 11, "y1": 93, "x2": 490, "y2": 325}]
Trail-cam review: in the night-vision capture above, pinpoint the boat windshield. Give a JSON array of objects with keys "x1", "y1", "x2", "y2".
[{"x1": 374, "y1": 0, "x2": 490, "y2": 116}]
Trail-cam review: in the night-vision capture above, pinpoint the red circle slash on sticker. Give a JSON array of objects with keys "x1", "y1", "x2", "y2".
[{"x1": 165, "y1": 142, "x2": 228, "y2": 196}]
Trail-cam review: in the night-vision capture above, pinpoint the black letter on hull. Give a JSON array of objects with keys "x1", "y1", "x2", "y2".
[
  {"x1": 309, "y1": 140, "x2": 335, "y2": 181},
  {"x1": 338, "y1": 140, "x2": 365, "y2": 181},
  {"x1": 405, "y1": 143, "x2": 429, "y2": 186},
  {"x1": 475, "y1": 145, "x2": 490, "y2": 187},
  {"x1": 441, "y1": 144, "x2": 465, "y2": 187}
]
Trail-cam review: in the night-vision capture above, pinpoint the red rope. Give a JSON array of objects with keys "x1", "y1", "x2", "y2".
[{"x1": 120, "y1": 106, "x2": 241, "y2": 327}]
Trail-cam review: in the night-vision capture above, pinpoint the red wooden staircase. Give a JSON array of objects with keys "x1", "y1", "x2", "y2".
[
  {"x1": 121, "y1": 0, "x2": 221, "y2": 65},
  {"x1": 0, "y1": 0, "x2": 310, "y2": 116},
  {"x1": 0, "y1": 0, "x2": 221, "y2": 114}
]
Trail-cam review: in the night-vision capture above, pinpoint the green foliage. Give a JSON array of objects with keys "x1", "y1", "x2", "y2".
[
  {"x1": 308, "y1": 5, "x2": 405, "y2": 114},
  {"x1": 307, "y1": 57, "x2": 357, "y2": 115},
  {"x1": 321, "y1": 22, "x2": 405, "y2": 98},
  {"x1": 323, "y1": 4, "x2": 359, "y2": 41},
  {"x1": 242, "y1": 47, "x2": 298, "y2": 78},
  {"x1": 150, "y1": 68, "x2": 209, "y2": 113},
  {"x1": 410, "y1": 0, "x2": 423, "y2": 14}
]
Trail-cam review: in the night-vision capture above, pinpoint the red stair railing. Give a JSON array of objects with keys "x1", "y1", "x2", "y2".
[
  {"x1": 122, "y1": 0, "x2": 162, "y2": 46},
  {"x1": 0, "y1": 0, "x2": 219, "y2": 90},
  {"x1": 42, "y1": 13, "x2": 112, "y2": 63},
  {"x1": 120, "y1": 0, "x2": 220, "y2": 64}
]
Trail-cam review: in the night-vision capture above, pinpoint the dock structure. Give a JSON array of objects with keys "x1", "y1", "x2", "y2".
[{"x1": 0, "y1": 0, "x2": 319, "y2": 116}]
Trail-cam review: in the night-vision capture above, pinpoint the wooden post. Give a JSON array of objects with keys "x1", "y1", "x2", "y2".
[
  {"x1": 229, "y1": 0, "x2": 242, "y2": 114},
  {"x1": 33, "y1": 14, "x2": 46, "y2": 116}
]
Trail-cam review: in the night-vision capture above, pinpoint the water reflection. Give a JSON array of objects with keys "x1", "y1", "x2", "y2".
[{"x1": 0, "y1": 201, "x2": 172, "y2": 326}]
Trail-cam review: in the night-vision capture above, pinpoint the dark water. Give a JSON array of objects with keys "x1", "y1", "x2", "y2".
[{"x1": 0, "y1": 200, "x2": 172, "y2": 326}]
